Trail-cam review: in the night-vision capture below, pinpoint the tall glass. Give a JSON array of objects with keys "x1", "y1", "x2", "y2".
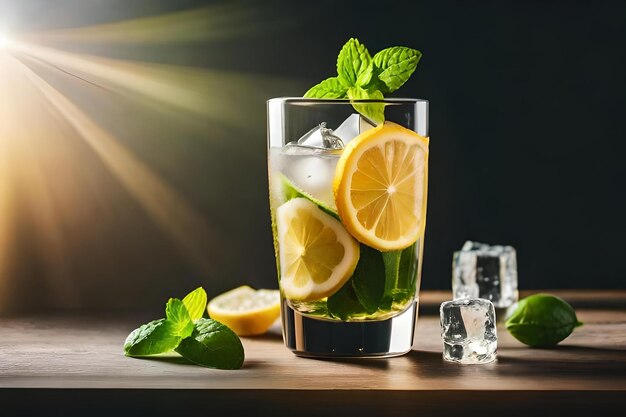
[{"x1": 267, "y1": 98, "x2": 429, "y2": 357}]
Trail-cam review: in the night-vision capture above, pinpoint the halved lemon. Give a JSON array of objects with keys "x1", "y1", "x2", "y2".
[
  {"x1": 276, "y1": 197, "x2": 359, "y2": 301},
  {"x1": 333, "y1": 122, "x2": 429, "y2": 251},
  {"x1": 207, "y1": 285, "x2": 280, "y2": 336}
]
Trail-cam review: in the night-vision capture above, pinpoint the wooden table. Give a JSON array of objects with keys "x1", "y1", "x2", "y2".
[{"x1": 1, "y1": 291, "x2": 625, "y2": 416}]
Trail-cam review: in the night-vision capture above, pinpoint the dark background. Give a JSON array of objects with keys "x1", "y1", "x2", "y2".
[{"x1": 0, "y1": 0, "x2": 624, "y2": 314}]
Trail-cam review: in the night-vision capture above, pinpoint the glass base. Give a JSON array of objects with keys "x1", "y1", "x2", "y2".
[{"x1": 281, "y1": 299, "x2": 418, "y2": 358}]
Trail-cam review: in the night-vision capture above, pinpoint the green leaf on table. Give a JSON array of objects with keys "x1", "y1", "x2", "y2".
[
  {"x1": 182, "y1": 287, "x2": 207, "y2": 321},
  {"x1": 175, "y1": 318, "x2": 244, "y2": 370},
  {"x1": 304, "y1": 77, "x2": 348, "y2": 98},
  {"x1": 347, "y1": 87, "x2": 385, "y2": 124},
  {"x1": 505, "y1": 294, "x2": 583, "y2": 347},
  {"x1": 336, "y1": 38, "x2": 372, "y2": 87},
  {"x1": 165, "y1": 298, "x2": 194, "y2": 338},
  {"x1": 123, "y1": 319, "x2": 182, "y2": 357},
  {"x1": 351, "y1": 245, "x2": 386, "y2": 314},
  {"x1": 373, "y1": 46, "x2": 421, "y2": 93}
]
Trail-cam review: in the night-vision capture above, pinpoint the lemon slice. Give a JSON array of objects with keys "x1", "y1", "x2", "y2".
[
  {"x1": 276, "y1": 197, "x2": 360, "y2": 301},
  {"x1": 207, "y1": 285, "x2": 280, "y2": 336},
  {"x1": 333, "y1": 122, "x2": 429, "y2": 251}
]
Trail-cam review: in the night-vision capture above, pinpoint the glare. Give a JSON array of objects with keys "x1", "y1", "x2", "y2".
[{"x1": 0, "y1": 5, "x2": 300, "y2": 312}]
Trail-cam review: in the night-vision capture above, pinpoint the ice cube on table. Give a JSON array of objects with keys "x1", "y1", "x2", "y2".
[
  {"x1": 333, "y1": 113, "x2": 377, "y2": 144},
  {"x1": 440, "y1": 298, "x2": 497, "y2": 364},
  {"x1": 452, "y1": 241, "x2": 518, "y2": 309}
]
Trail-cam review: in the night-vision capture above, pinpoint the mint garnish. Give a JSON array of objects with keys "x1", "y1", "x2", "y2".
[
  {"x1": 336, "y1": 38, "x2": 372, "y2": 87},
  {"x1": 346, "y1": 87, "x2": 385, "y2": 125},
  {"x1": 372, "y1": 47, "x2": 422, "y2": 93},
  {"x1": 123, "y1": 287, "x2": 245, "y2": 369},
  {"x1": 304, "y1": 77, "x2": 347, "y2": 98},
  {"x1": 304, "y1": 38, "x2": 422, "y2": 123},
  {"x1": 175, "y1": 319, "x2": 245, "y2": 370},
  {"x1": 506, "y1": 294, "x2": 583, "y2": 347}
]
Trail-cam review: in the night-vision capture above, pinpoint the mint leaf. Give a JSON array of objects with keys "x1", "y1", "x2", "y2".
[
  {"x1": 506, "y1": 294, "x2": 583, "y2": 347},
  {"x1": 336, "y1": 38, "x2": 372, "y2": 87},
  {"x1": 175, "y1": 318, "x2": 244, "y2": 370},
  {"x1": 380, "y1": 250, "x2": 401, "y2": 310},
  {"x1": 166, "y1": 298, "x2": 194, "y2": 338},
  {"x1": 347, "y1": 87, "x2": 385, "y2": 124},
  {"x1": 397, "y1": 243, "x2": 418, "y2": 293},
  {"x1": 373, "y1": 46, "x2": 421, "y2": 93},
  {"x1": 355, "y1": 61, "x2": 374, "y2": 88},
  {"x1": 351, "y1": 245, "x2": 386, "y2": 314},
  {"x1": 304, "y1": 77, "x2": 348, "y2": 98},
  {"x1": 327, "y1": 279, "x2": 368, "y2": 320},
  {"x1": 182, "y1": 287, "x2": 207, "y2": 321},
  {"x1": 123, "y1": 319, "x2": 182, "y2": 357}
]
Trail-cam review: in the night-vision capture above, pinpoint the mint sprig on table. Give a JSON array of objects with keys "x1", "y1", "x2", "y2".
[
  {"x1": 304, "y1": 38, "x2": 422, "y2": 123},
  {"x1": 123, "y1": 287, "x2": 244, "y2": 370}
]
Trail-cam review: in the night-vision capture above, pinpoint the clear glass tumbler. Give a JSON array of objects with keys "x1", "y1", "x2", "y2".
[{"x1": 267, "y1": 98, "x2": 429, "y2": 357}]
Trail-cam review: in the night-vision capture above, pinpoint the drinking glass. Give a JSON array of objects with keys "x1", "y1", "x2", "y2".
[{"x1": 267, "y1": 98, "x2": 428, "y2": 357}]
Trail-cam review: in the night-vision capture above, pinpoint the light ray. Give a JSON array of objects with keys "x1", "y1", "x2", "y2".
[
  {"x1": 0, "y1": 53, "x2": 79, "y2": 310},
  {"x1": 9, "y1": 40, "x2": 299, "y2": 134},
  {"x1": 14, "y1": 57, "x2": 222, "y2": 279},
  {"x1": 21, "y1": 3, "x2": 272, "y2": 45},
  {"x1": 0, "y1": 4, "x2": 304, "y2": 313}
]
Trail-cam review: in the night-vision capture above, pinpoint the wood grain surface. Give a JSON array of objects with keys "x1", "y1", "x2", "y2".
[{"x1": 1, "y1": 290, "x2": 625, "y2": 416}]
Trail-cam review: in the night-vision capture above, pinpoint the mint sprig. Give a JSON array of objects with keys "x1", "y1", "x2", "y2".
[
  {"x1": 123, "y1": 287, "x2": 245, "y2": 370},
  {"x1": 304, "y1": 38, "x2": 422, "y2": 123},
  {"x1": 175, "y1": 319, "x2": 244, "y2": 370}
]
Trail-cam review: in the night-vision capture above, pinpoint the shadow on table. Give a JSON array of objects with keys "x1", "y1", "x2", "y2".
[
  {"x1": 133, "y1": 356, "x2": 197, "y2": 366},
  {"x1": 405, "y1": 349, "x2": 500, "y2": 378},
  {"x1": 304, "y1": 356, "x2": 391, "y2": 370}
]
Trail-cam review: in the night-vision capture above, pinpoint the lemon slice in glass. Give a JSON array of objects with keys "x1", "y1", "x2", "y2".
[
  {"x1": 333, "y1": 122, "x2": 429, "y2": 251},
  {"x1": 276, "y1": 197, "x2": 360, "y2": 301},
  {"x1": 207, "y1": 285, "x2": 280, "y2": 336}
]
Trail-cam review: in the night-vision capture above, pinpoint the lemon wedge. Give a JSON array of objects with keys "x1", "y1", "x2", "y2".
[
  {"x1": 276, "y1": 197, "x2": 360, "y2": 301},
  {"x1": 333, "y1": 122, "x2": 429, "y2": 251},
  {"x1": 207, "y1": 285, "x2": 280, "y2": 336}
]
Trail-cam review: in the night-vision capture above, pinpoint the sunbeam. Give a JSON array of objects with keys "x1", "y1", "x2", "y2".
[
  {"x1": 14, "y1": 57, "x2": 222, "y2": 280},
  {"x1": 0, "y1": 52, "x2": 79, "y2": 311},
  {"x1": 0, "y1": 4, "x2": 303, "y2": 313},
  {"x1": 9, "y1": 39, "x2": 297, "y2": 135},
  {"x1": 20, "y1": 2, "x2": 274, "y2": 45}
]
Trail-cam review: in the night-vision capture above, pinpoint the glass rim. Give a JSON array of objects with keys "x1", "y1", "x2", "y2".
[{"x1": 267, "y1": 97, "x2": 428, "y2": 105}]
